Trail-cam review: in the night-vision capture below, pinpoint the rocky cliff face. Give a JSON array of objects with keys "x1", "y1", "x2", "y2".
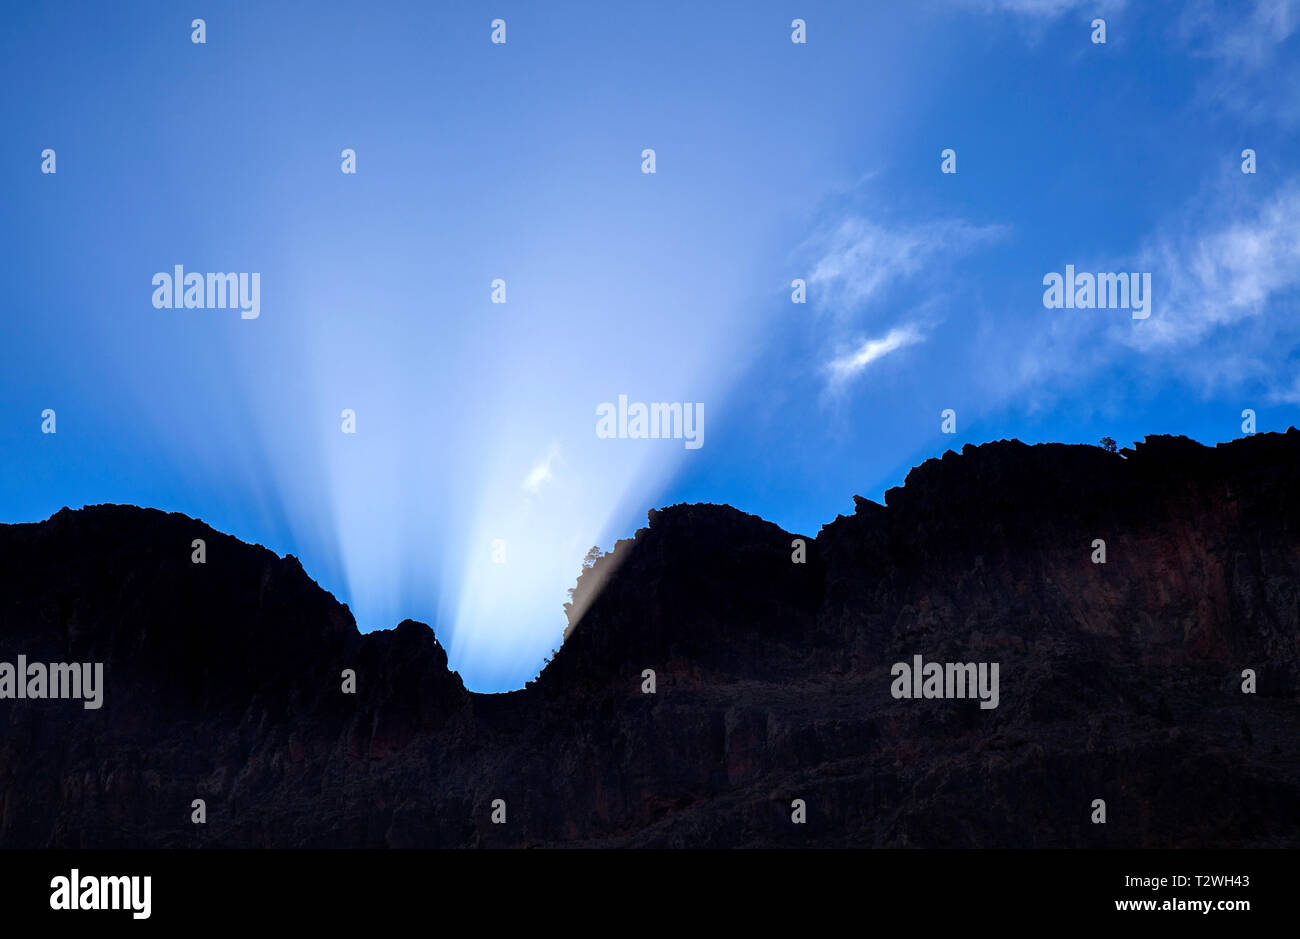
[{"x1": 1, "y1": 433, "x2": 1297, "y2": 847}]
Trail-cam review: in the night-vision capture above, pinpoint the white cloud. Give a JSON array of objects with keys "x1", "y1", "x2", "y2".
[
  {"x1": 801, "y1": 209, "x2": 1004, "y2": 394},
  {"x1": 807, "y1": 217, "x2": 1006, "y2": 322},
  {"x1": 1007, "y1": 176, "x2": 1300, "y2": 409},
  {"x1": 1125, "y1": 180, "x2": 1300, "y2": 350},
  {"x1": 522, "y1": 442, "x2": 563, "y2": 496},
  {"x1": 826, "y1": 324, "x2": 926, "y2": 385}
]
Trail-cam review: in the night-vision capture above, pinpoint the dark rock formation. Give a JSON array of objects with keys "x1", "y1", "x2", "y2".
[{"x1": 1, "y1": 433, "x2": 1298, "y2": 847}]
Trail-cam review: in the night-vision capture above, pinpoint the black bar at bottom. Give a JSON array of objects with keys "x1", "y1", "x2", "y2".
[{"x1": 0, "y1": 848, "x2": 1286, "y2": 927}]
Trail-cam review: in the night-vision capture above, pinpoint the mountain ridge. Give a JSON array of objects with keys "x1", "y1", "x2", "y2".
[{"x1": 1, "y1": 432, "x2": 1298, "y2": 847}]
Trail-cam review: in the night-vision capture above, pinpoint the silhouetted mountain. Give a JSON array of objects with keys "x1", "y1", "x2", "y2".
[{"x1": 1, "y1": 433, "x2": 1298, "y2": 847}]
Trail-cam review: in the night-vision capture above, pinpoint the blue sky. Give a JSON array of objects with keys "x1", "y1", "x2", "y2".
[{"x1": 2, "y1": 0, "x2": 1298, "y2": 690}]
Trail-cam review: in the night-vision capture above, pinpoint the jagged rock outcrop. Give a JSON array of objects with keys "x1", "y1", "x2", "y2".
[{"x1": 1, "y1": 433, "x2": 1297, "y2": 847}]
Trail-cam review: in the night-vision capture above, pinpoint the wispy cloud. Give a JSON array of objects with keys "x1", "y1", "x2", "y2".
[
  {"x1": 1176, "y1": 0, "x2": 1300, "y2": 124},
  {"x1": 954, "y1": 0, "x2": 1125, "y2": 17},
  {"x1": 1266, "y1": 374, "x2": 1300, "y2": 404},
  {"x1": 806, "y1": 217, "x2": 1006, "y2": 322},
  {"x1": 801, "y1": 211, "x2": 1004, "y2": 394},
  {"x1": 522, "y1": 442, "x2": 563, "y2": 496},
  {"x1": 1010, "y1": 176, "x2": 1300, "y2": 407},
  {"x1": 826, "y1": 324, "x2": 927, "y2": 386},
  {"x1": 1125, "y1": 179, "x2": 1300, "y2": 351},
  {"x1": 1178, "y1": 0, "x2": 1298, "y2": 66}
]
